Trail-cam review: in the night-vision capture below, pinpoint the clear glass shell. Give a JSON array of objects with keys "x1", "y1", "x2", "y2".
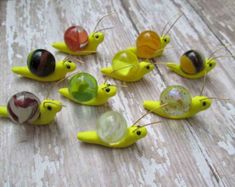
[
  {"x1": 97, "y1": 111, "x2": 128, "y2": 144},
  {"x1": 160, "y1": 85, "x2": 192, "y2": 116}
]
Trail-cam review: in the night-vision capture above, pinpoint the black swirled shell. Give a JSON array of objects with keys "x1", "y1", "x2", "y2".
[
  {"x1": 180, "y1": 50, "x2": 205, "y2": 74},
  {"x1": 27, "y1": 49, "x2": 56, "y2": 77}
]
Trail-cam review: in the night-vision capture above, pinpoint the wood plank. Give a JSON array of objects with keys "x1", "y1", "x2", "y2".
[
  {"x1": 0, "y1": 0, "x2": 234, "y2": 186},
  {"x1": 121, "y1": 0, "x2": 235, "y2": 186}
]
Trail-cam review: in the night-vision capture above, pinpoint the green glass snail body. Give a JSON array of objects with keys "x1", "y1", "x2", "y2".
[
  {"x1": 59, "y1": 72, "x2": 117, "y2": 106},
  {"x1": 0, "y1": 91, "x2": 62, "y2": 125},
  {"x1": 143, "y1": 85, "x2": 212, "y2": 119},
  {"x1": 12, "y1": 49, "x2": 76, "y2": 82},
  {"x1": 77, "y1": 111, "x2": 148, "y2": 148},
  {"x1": 166, "y1": 50, "x2": 217, "y2": 79}
]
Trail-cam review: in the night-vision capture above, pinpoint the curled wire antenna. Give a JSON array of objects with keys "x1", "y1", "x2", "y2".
[
  {"x1": 93, "y1": 12, "x2": 116, "y2": 32},
  {"x1": 208, "y1": 44, "x2": 233, "y2": 59},
  {"x1": 132, "y1": 103, "x2": 168, "y2": 127},
  {"x1": 163, "y1": 13, "x2": 184, "y2": 36},
  {"x1": 199, "y1": 72, "x2": 207, "y2": 96},
  {"x1": 161, "y1": 13, "x2": 183, "y2": 36}
]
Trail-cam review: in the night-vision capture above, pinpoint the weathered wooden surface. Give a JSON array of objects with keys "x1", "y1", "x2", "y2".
[{"x1": 0, "y1": 0, "x2": 234, "y2": 186}]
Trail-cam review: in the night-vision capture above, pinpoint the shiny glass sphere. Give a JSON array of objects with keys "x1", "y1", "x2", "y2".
[
  {"x1": 7, "y1": 91, "x2": 40, "y2": 124},
  {"x1": 136, "y1": 30, "x2": 161, "y2": 58},
  {"x1": 27, "y1": 49, "x2": 56, "y2": 77},
  {"x1": 68, "y1": 72, "x2": 98, "y2": 102},
  {"x1": 97, "y1": 111, "x2": 128, "y2": 144},
  {"x1": 64, "y1": 25, "x2": 88, "y2": 51},
  {"x1": 160, "y1": 85, "x2": 192, "y2": 116},
  {"x1": 180, "y1": 50, "x2": 205, "y2": 74}
]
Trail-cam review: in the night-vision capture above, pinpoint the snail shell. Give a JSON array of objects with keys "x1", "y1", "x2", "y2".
[
  {"x1": 27, "y1": 49, "x2": 56, "y2": 77},
  {"x1": 160, "y1": 85, "x2": 192, "y2": 116},
  {"x1": 64, "y1": 25, "x2": 89, "y2": 52},
  {"x1": 96, "y1": 111, "x2": 128, "y2": 144},
  {"x1": 68, "y1": 72, "x2": 98, "y2": 102},
  {"x1": 180, "y1": 50, "x2": 205, "y2": 74},
  {"x1": 136, "y1": 30, "x2": 161, "y2": 59},
  {"x1": 7, "y1": 91, "x2": 40, "y2": 124}
]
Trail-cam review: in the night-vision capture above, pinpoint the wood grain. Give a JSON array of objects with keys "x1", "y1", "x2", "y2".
[{"x1": 0, "y1": 0, "x2": 234, "y2": 186}]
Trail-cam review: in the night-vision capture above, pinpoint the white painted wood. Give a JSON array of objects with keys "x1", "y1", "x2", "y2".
[{"x1": 0, "y1": 0, "x2": 234, "y2": 186}]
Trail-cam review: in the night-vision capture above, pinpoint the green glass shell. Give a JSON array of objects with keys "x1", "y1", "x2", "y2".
[{"x1": 68, "y1": 72, "x2": 98, "y2": 102}]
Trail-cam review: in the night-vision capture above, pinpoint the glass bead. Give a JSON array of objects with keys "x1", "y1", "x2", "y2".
[
  {"x1": 7, "y1": 91, "x2": 40, "y2": 124},
  {"x1": 180, "y1": 50, "x2": 205, "y2": 74},
  {"x1": 27, "y1": 49, "x2": 56, "y2": 77},
  {"x1": 136, "y1": 31, "x2": 161, "y2": 58},
  {"x1": 160, "y1": 85, "x2": 192, "y2": 116},
  {"x1": 64, "y1": 25, "x2": 88, "y2": 51},
  {"x1": 68, "y1": 72, "x2": 98, "y2": 102},
  {"x1": 97, "y1": 111, "x2": 128, "y2": 144}
]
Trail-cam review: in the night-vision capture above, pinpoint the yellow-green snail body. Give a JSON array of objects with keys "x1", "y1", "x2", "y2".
[
  {"x1": 166, "y1": 50, "x2": 216, "y2": 79},
  {"x1": 59, "y1": 72, "x2": 117, "y2": 106},
  {"x1": 143, "y1": 85, "x2": 212, "y2": 119},
  {"x1": 0, "y1": 91, "x2": 62, "y2": 125},
  {"x1": 78, "y1": 110, "x2": 160, "y2": 148},
  {"x1": 12, "y1": 49, "x2": 76, "y2": 82}
]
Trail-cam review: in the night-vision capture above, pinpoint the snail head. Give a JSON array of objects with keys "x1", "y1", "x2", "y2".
[
  {"x1": 89, "y1": 32, "x2": 105, "y2": 45},
  {"x1": 139, "y1": 61, "x2": 154, "y2": 74},
  {"x1": 41, "y1": 99, "x2": 63, "y2": 113},
  {"x1": 129, "y1": 125, "x2": 148, "y2": 140},
  {"x1": 205, "y1": 58, "x2": 217, "y2": 72},
  {"x1": 62, "y1": 59, "x2": 77, "y2": 72},
  {"x1": 192, "y1": 96, "x2": 212, "y2": 112},
  {"x1": 160, "y1": 35, "x2": 170, "y2": 48},
  {"x1": 99, "y1": 83, "x2": 117, "y2": 97}
]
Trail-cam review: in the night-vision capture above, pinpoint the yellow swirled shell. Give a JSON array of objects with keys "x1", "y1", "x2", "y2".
[{"x1": 136, "y1": 30, "x2": 161, "y2": 58}]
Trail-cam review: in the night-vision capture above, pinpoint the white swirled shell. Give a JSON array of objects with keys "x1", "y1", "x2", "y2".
[
  {"x1": 7, "y1": 91, "x2": 40, "y2": 124},
  {"x1": 96, "y1": 111, "x2": 128, "y2": 144}
]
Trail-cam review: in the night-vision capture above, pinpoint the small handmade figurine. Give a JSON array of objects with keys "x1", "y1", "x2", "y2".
[
  {"x1": 126, "y1": 14, "x2": 183, "y2": 59},
  {"x1": 0, "y1": 91, "x2": 63, "y2": 125},
  {"x1": 166, "y1": 50, "x2": 216, "y2": 79},
  {"x1": 59, "y1": 72, "x2": 117, "y2": 106},
  {"x1": 101, "y1": 50, "x2": 154, "y2": 82},
  {"x1": 12, "y1": 49, "x2": 76, "y2": 82},
  {"x1": 52, "y1": 13, "x2": 113, "y2": 56},
  {"x1": 77, "y1": 110, "x2": 161, "y2": 148},
  {"x1": 143, "y1": 85, "x2": 228, "y2": 119}
]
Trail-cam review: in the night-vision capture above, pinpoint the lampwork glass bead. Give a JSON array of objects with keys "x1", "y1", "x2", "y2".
[
  {"x1": 160, "y1": 85, "x2": 192, "y2": 116},
  {"x1": 180, "y1": 50, "x2": 205, "y2": 74},
  {"x1": 64, "y1": 25, "x2": 88, "y2": 51},
  {"x1": 136, "y1": 30, "x2": 161, "y2": 58},
  {"x1": 27, "y1": 49, "x2": 56, "y2": 77},
  {"x1": 97, "y1": 111, "x2": 128, "y2": 144},
  {"x1": 7, "y1": 91, "x2": 40, "y2": 124},
  {"x1": 68, "y1": 72, "x2": 98, "y2": 102}
]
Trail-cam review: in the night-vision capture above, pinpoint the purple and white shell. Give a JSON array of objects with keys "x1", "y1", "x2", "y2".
[{"x1": 7, "y1": 91, "x2": 40, "y2": 124}]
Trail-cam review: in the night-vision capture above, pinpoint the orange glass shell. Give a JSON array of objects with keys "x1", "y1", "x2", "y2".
[
  {"x1": 64, "y1": 25, "x2": 88, "y2": 52},
  {"x1": 136, "y1": 31, "x2": 161, "y2": 59}
]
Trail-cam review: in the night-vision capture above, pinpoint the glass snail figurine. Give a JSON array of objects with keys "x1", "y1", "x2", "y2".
[
  {"x1": 143, "y1": 85, "x2": 213, "y2": 119},
  {"x1": 59, "y1": 72, "x2": 117, "y2": 106},
  {"x1": 101, "y1": 50, "x2": 154, "y2": 82},
  {"x1": 12, "y1": 49, "x2": 76, "y2": 82},
  {"x1": 126, "y1": 30, "x2": 170, "y2": 59},
  {"x1": 0, "y1": 91, "x2": 62, "y2": 125},
  {"x1": 166, "y1": 50, "x2": 217, "y2": 79},
  {"x1": 126, "y1": 14, "x2": 183, "y2": 59},
  {"x1": 52, "y1": 13, "x2": 113, "y2": 56},
  {"x1": 77, "y1": 111, "x2": 160, "y2": 148}
]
